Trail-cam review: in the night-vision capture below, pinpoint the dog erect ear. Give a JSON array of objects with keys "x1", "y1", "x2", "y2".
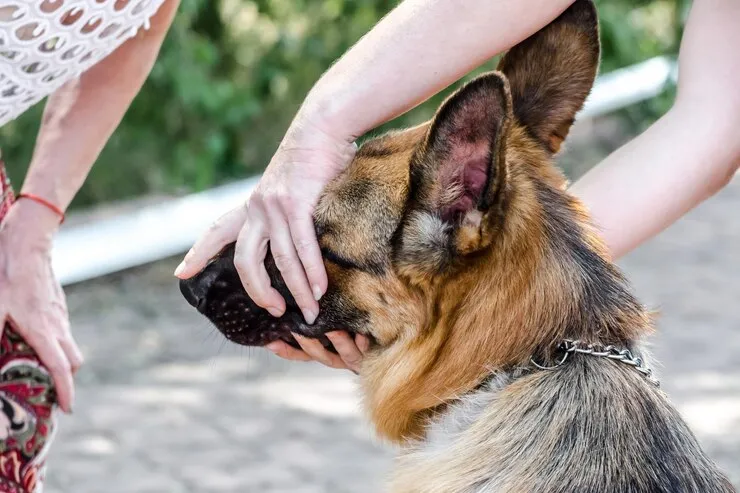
[
  {"x1": 400, "y1": 73, "x2": 512, "y2": 273},
  {"x1": 497, "y1": 0, "x2": 600, "y2": 154}
]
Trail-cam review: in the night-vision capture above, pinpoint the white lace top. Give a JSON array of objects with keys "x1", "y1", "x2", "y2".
[{"x1": 0, "y1": 0, "x2": 166, "y2": 127}]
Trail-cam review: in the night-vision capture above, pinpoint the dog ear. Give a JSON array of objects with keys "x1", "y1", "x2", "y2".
[
  {"x1": 400, "y1": 72, "x2": 512, "y2": 273},
  {"x1": 497, "y1": 0, "x2": 600, "y2": 154}
]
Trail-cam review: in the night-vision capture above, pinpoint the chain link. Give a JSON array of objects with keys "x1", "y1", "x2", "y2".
[{"x1": 530, "y1": 339, "x2": 660, "y2": 387}]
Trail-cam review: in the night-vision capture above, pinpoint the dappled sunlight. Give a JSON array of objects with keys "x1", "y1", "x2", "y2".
[
  {"x1": 679, "y1": 397, "x2": 740, "y2": 438},
  {"x1": 65, "y1": 434, "x2": 118, "y2": 457},
  {"x1": 668, "y1": 371, "x2": 740, "y2": 437},
  {"x1": 149, "y1": 357, "x2": 262, "y2": 384},
  {"x1": 116, "y1": 385, "x2": 207, "y2": 407},
  {"x1": 242, "y1": 373, "x2": 362, "y2": 419},
  {"x1": 670, "y1": 371, "x2": 740, "y2": 393},
  {"x1": 104, "y1": 356, "x2": 364, "y2": 418}
]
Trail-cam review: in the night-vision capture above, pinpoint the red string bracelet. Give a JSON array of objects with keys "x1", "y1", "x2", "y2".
[{"x1": 17, "y1": 193, "x2": 65, "y2": 224}]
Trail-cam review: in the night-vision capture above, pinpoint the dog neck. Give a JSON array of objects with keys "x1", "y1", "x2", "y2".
[{"x1": 362, "y1": 180, "x2": 653, "y2": 444}]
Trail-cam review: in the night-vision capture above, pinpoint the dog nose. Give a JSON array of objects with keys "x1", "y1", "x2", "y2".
[{"x1": 180, "y1": 279, "x2": 208, "y2": 313}]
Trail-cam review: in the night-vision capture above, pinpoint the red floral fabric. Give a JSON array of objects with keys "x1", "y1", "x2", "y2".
[{"x1": 0, "y1": 161, "x2": 57, "y2": 493}]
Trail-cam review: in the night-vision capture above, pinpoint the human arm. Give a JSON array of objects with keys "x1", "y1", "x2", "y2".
[
  {"x1": 570, "y1": 0, "x2": 740, "y2": 259},
  {"x1": 0, "y1": 0, "x2": 180, "y2": 412}
]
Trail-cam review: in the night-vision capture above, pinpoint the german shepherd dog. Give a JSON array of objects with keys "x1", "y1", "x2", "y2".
[{"x1": 180, "y1": 1, "x2": 735, "y2": 491}]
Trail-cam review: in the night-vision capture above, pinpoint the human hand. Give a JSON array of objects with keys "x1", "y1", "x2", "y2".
[
  {"x1": 266, "y1": 331, "x2": 371, "y2": 374},
  {"x1": 175, "y1": 113, "x2": 364, "y2": 369},
  {"x1": 0, "y1": 201, "x2": 83, "y2": 413}
]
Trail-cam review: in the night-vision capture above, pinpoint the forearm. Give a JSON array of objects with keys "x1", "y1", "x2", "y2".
[
  {"x1": 570, "y1": 106, "x2": 740, "y2": 260},
  {"x1": 19, "y1": 0, "x2": 180, "y2": 231},
  {"x1": 570, "y1": 0, "x2": 740, "y2": 260},
  {"x1": 304, "y1": 0, "x2": 575, "y2": 139}
]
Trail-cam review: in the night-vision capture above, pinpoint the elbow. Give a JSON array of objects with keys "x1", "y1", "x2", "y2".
[
  {"x1": 670, "y1": 103, "x2": 740, "y2": 196},
  {"x1": 711, "y1": 116, "x2": 740, "y2": 193},
  {"x1": 715, "y1": 158, "x2": 739, "y2": 193},
  {"x1": 705, "y1": 149, "x2": 740, "y2": 197}
]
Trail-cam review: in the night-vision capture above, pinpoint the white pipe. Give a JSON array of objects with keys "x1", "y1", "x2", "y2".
[
  {"x1": 54, "y1": 178, "x2": 260, "y2": 285},
  {"x1": 53, "y1": 57, "x2": 677, "y2": 286},
  {"x1": 580, "y1": 56, "x2": 675, "y2": 118}
]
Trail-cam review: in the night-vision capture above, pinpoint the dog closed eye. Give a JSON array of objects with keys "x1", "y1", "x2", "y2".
[{"x1": 321, "y1": 247, "x2": 363, "y2": 271}]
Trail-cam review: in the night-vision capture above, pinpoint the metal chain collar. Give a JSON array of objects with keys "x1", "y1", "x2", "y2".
[{"x1": 530, "y1": 339, "x2": 660, "y2": 387}]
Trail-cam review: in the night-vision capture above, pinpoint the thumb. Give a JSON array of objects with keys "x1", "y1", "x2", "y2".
[{"x1": 175, "y1": 204, "x2": 249, "y2": 279}]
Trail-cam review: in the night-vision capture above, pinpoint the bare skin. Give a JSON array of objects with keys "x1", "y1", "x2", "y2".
[
  {"x1": 571, "y1": 0, "x2": 740, "y2": 257},
  {"x1": 0, "y1": 0, "x2": 180, "y2": 412},
  {"x1": 177, "y1": 0, "x2": 740, "y2": 371}
]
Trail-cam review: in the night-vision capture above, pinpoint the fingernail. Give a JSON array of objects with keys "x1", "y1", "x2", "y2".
[
  {"x1": 303, "y1": 309, "x2": 318, "y2": 325},
  {"x1": 312, "y1": 285, "x2": 323, "y2": 301},
  {"x1": 173, "y1": 261, "x2": 186, "y2": 277},
  {"x1": 267, "y1": 307, "x2": 283, "y2": 318},
  {"x1": 265, "y1": 342, "x2": 280, "y2": 354}
]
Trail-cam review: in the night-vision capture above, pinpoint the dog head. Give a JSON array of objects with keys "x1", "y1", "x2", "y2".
[{"x1": 180, "y1": 0, "x2": 648, "y2": 441}]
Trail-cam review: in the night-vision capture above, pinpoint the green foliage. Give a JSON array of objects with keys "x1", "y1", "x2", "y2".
[
  {"x1": 597, "y1": 0, "x2": 687, "y2": 130},
  {"x1": 1, "y1": 0, "x2": 688, "y2": 208}
]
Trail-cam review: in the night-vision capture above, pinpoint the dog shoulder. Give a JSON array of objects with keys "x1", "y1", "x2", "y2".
[{"x1": 389, "y1": 357, "x2": 735, "y2": 493}]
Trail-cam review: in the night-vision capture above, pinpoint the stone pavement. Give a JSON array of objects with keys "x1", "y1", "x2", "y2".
[{"x1": 45, "y1": 176, "x2": 740, "y2": 492}]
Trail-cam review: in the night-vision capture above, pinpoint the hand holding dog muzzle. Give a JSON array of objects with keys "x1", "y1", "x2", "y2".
[{"x1": 175, "y1": 113, "x2": 369, "y2": 371}]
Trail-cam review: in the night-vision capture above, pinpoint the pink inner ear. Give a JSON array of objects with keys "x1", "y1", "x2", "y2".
[{"x1": 438, "y1": 144, "x2": 490, "y2": 224}]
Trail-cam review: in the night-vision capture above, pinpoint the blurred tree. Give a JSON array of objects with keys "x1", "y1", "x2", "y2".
[{"x1": 0, "y1": 0, "x2": 689, "y2": 208}]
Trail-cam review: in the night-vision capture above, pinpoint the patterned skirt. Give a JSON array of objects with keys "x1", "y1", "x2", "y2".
[{"x1": 0, "y1": 163, "x2": 57, "y2": 493}]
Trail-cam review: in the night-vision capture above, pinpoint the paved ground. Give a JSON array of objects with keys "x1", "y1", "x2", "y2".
[{"x1": 44, "y1": 173, "x2": 740, "y2": 492}]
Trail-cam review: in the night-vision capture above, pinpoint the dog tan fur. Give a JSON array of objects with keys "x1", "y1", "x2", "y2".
[{"x1": 180, "y1": 1, "x2": 735, "y2": 491}]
